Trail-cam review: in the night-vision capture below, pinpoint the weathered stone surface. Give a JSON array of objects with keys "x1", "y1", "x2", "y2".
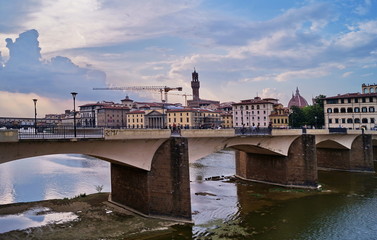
[
  {"x1": 236, "y1": 135, "x2": 318, "y2": 188},
  {"x1": 317, "y1": 134, "x2": 374, "y2": 172},
  {"x1": 110, "y1": 137, "x2": 191, "y2": 221}
]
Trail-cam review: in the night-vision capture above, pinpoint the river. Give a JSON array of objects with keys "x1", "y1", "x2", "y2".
[{"x1": 1, "y1": 151, "x2": 377, "y2": 239}]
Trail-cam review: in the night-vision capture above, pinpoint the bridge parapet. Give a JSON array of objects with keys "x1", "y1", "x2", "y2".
[
  {"x1": 271, "y1": 129, "x2": 302, "y2": 135},
  {"x1": 0, "y1": 129, "x2": 18, "y2": 142},
  {"x1": 104, "y1": 129, "x2": 171, "y2": 140},
  {"x1": 180, "y1": 129, "x2": 235, "y2": 138}
]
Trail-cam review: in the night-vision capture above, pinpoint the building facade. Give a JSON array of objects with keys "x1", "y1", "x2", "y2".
[
  {"x1": 144, "y1": 109, "x2": 165, "y2": 128},
  {"x1": 269, "y1": 104, "x2": 289, "y2": 128},
  {"x1": 220, "y1": 113, "x2": 233, "y2": 128},
  {"x1": 126, "y1": 111, "x2": 145, "y2": 128},
  {"x1": 232, "y1": 97, "x2": 277, "y2": 128},
  {"x1": 324, "y1": 84, "x2": 377, "y2": 130},
  {"x1": 167, "y1": 108, "x2": 221, "y2": 129},
  {"x1": 96, "y1": 106, "x2": 129, "y2": 128}
]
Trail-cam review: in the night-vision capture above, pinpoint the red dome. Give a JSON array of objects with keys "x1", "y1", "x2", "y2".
[{"x1": 288, "y1": 87, "x2": 308, "y2": 108}]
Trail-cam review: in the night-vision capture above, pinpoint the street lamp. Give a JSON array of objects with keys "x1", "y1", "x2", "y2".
[
  {"x1": 33, "y1": 99, "x2": 37, "y2": 135},
  {"x1": 71, "y1": 92, "x2": 77, "y2": 137},
  {"x1": 315, "y1": 116, "x2": 318, "y2": 129}
]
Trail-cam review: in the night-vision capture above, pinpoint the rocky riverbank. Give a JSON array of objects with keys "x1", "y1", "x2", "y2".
[{"x1": 0, "y1": 193, "x2": 187, "y2": 240}]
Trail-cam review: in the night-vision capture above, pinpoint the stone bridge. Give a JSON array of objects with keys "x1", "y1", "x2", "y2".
[{"x1": 0, "y1": 128, "x2": 375, "y2": 222}]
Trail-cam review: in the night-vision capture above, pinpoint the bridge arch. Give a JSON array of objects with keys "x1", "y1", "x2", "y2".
[
  {"x1": 186, "y1": 135, "x2": 301, "y2": 163},
  {"x1": 0, "y1": 139, "x2": 169, "y2": 171},
  {"x1": 316, "y1": 134, "x2": 373, "y2": 172}
]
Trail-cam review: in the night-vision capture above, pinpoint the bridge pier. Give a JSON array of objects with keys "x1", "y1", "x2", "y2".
[
  {"x1": 110, "y1": 137, "x2": 192, "y2": 222},
  {"x1": 235, "y1": 135, "x2": 318, "y2": 188},
  {"x1": 317, "y1": 134, "x2": 374, "y2": 172}
]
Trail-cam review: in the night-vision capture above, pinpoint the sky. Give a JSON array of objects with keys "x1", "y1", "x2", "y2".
[{"x1": 0, "y1": 0, "x2": 377, "y2": 117}]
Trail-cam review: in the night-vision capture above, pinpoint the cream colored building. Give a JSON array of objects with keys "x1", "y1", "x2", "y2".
[
  {"x1": 324, "y1": 84, "x2": 377, "y2": 130},
  {"x1": 167, "y1": 108, "x2": 221, "y2": 129},
  {"x1": 221, "y1": 113, "x2": 233, "y2": 128},
  {"x1": 269, "y1": 104, "x2": 289, "y2": 128},
  {"x1": 126, "y1": 111, "x2": 145, "y2": 128}
]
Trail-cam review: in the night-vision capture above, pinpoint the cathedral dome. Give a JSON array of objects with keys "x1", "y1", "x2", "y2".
[{"x1": 288, "y1": 87, "x2": 308, "y2": 108}]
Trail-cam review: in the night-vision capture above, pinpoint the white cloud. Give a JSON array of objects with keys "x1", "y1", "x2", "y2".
[
  {"x1": 342, "y1": 71, "x2": 353, "y2": 78},
  {"x1": 275, "y1": 68, "x2": 328, "y2": 82},
  {"x1": 259, "y1": 88, "x2": 287, "y2": 102}
]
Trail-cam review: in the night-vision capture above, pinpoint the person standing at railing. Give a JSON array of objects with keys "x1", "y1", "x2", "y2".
[{"x1": 268, "y1": 122, "x2": 272, "y2": 134}]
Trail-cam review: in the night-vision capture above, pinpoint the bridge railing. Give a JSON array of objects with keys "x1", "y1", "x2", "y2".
[
  {"x1": 235, "y1": 127, "x2": 272, "y2": 136},
  {"x1": 18, "y1": 126, "x2": 104, "y2": 140}
]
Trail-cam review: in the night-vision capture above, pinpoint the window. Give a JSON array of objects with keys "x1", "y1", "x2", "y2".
[
  {"x1": 348, "y1": 98, "x2": 352, "y2": 103},
  {"x1": 370, "y1": 97, "x2": 374, "y2": 102},
  {"x1": 355, "y1": 98, "x2": 359, "y2": 103},
  {"x1": 347, "y1": 107, "x2": 353, "y2": 113},
  {"x1": 369, "y1": 107, "x2": 375, "y2": 112},
  {"x1": 362, "y1": 118, "x2": 368, "y2": 123},
  {"x1": 329, "y1": 119, "x2": 333, "y2": 123},
  {"x1": 335, "y1": 119, "x2": 339, "y2": 124},
  {"x1": 341, "y1": 108, "x2": 346, "y2": 113},
  {"x1": 327, "y1": 108, "x2": 332, "y2": 113},
  {"x1": 362, "y1": 98, "x2": 366, "y2": 103},
  {"x1": 257, "y1": 105, "x2": 260, "y2": 109},
  {"x1": 327, "y1": 99, "x2": 338, "y2": 104},
  {"x1": 342, "y1": 118, "x2": 346, "y2": 124},
  {"x1": 354, "y1": 118, "x2": 360, "y2": 123},
  {"x1": 187, "y1": 118, "x2": 189, "y2": 122},
  {"x1": 354, "y1": 107, "x2": 360, "y2": 113},
  {"x1": 347, "y1": 118, "x2": 353, "y2": 123},
  {"x1": 371, "y1": 118, "x2": 375, "y2": 124},
  {"x1": 341, "y1": 99, "x2": 344, "y2": 104},
  {"x1": 334, "y1": 108, "x2": 339, "y2": 113},
  {"x1": 362, "y1": 107, "x2": 367, "y2": 112}
]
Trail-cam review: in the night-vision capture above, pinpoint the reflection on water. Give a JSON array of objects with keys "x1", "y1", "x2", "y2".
[
  {"x1": 1, "y1": 152, "x2": 377, "y2": 239},
  {"x1": 0, "y1": 154, "x2": 110, "y2": 205},
  {"x1": 0, "y1": 207, "x2": 78, "y2": 234}
]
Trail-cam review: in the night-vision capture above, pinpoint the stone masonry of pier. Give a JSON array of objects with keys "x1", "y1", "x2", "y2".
[
  {"x1": 235, "y1": 134, "x2": 318, "y2": 188},
  {"x1": 110, "y1": 137, "x2": 192, "y2": 221}
]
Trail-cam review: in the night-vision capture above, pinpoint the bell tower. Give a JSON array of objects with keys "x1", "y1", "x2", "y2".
[{"x1": 191, "y1": 69, "x2": 200, "y2": 101}]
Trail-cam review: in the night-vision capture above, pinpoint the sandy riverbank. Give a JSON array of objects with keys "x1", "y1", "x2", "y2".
[{"x1": 0, "y1": 193, "x2": 188, "y2": 240}]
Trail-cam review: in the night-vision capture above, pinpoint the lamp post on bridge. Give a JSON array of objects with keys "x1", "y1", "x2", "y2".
[
  {"x1": 33, "y1": 99, "x2": 37, "y2": 135},
  {"x1": 71, "y1": 92, "x2": 77, "y2": 137}
]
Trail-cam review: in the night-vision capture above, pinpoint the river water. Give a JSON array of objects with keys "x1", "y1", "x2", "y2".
[{"x1": 1, "y1": 151, "x2": 377, "y2": 239}]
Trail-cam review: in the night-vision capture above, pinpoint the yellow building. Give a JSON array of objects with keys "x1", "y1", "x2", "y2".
[
  {"x1": 126, "y1": 110, "x2": 145, "y2": 128},
  {"x1": 221, "y1": 113, "x2": 233, "y2": 128},
  {"x1": 269, "y1": 104, "x2": 289, "y2": 128},
  {"x1": 167, "y1": 108, "x2": 221, "y2": 129}
]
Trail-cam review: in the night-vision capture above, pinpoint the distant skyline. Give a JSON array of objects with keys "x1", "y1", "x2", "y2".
[{"x1": 1, "y1": 0, "x2": 377, "y2": 117}]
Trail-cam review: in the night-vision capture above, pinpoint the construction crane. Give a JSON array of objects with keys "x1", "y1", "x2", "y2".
[
  {"x1": 168, "y1": 93, "x2": 193, "y2": 106},
  {"x1": 93, "y1": 86, "x2": 183, "y2": 103}
]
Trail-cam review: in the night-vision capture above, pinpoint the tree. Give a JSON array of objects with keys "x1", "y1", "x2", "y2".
[
  {"x1": 289, "y1": 106, "x2": 306, "y2": 128},
  {"x1": 289, "y1": 94, "x2": 326, "y2": 128}
]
